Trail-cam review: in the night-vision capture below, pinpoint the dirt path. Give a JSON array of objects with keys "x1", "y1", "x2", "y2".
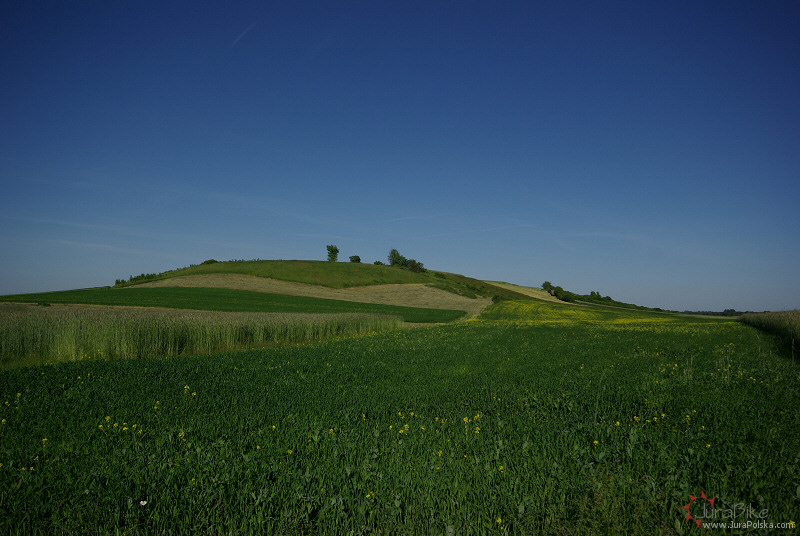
[{"x1": 135, "y1": 274, "x2": 492, "y2": 318}]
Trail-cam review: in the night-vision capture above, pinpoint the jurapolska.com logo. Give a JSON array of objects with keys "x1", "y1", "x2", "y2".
[{"x1": 681, "y1": 490, "x2": 796, "y2": 530}]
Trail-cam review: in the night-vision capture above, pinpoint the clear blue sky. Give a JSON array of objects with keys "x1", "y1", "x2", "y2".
[{"x1": 2, "y1": 1, "x2": 798, "y2": 311}]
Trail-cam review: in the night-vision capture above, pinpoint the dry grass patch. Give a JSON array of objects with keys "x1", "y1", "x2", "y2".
[{"x1": 483, "y1": 281, "x2": 578, "y2": 304}]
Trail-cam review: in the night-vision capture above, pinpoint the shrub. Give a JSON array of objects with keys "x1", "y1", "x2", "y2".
[
  {"x1": 349, "y1": 255, "x2": 361, "y2": 263},
  {"x1": 552, "y1": 286, "x2": 578, "y2": 303},
  {"x1": 405, "y1": 259, "x2": 425, "y2": 273}
]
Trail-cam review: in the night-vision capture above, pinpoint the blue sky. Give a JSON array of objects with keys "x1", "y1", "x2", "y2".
[{"x1": 1, "y1": 1, "x2": 798, "y2": 311}]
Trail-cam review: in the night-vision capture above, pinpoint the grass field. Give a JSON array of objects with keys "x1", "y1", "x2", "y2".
[
  {"x1": 0, "y1": 287, "x2": 465, "y2": 324},
  {"x1": 1, "y1": 299, "x2": 797, "y2": 534}
]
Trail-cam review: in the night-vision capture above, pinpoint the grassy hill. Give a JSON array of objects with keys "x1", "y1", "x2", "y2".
[
  {"x1": 118, "y1": 260, "x2": 431, "y2": 288},
  {"x1": 115, "y1": 259, "x2": 533, "y2": 301},
  {"x1": 0, "y1": 260, "x2": 534, "y2": 328}
]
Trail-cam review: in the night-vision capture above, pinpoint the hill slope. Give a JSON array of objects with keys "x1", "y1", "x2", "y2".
[
  {"x1": 117, "y1": 259, "x2": 533, "y2": 307},
  {"x1": 119, "y1": 260, "x2": 431, "y2": 289},
  {"x1": 2, "y1": 260, "x2": 536, "y2": 321}
]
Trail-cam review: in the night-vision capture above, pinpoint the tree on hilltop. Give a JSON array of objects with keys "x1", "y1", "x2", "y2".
[
  {"x1": 326, "y1": 245, "x2": 339, "y2": 262},
  {"x1": 388, "y1": 249, "x2": 407, "y2": 267}
]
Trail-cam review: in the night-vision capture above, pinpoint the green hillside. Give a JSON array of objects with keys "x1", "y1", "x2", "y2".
[
  {"x1": 115, "y1": 259, "x2": 532, "y2": 301},
  {"x1": 117, "y1": 260, "x2": 428, "y2": 288}
]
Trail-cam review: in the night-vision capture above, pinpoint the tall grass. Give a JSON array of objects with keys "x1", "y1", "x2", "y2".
[
  {"x1": 0, "y1": 304, "x2": 402, "y2": 367},
  {"x1": 739, "y1": 309, "x2": 800, "y2": 360}
]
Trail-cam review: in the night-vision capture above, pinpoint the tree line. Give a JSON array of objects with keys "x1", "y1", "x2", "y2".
[{"x1": 326, "y1": 246, "x2": 426, "y2": 273}]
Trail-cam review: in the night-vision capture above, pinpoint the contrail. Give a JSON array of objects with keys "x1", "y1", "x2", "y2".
[{"x1": 230, "y1": 21, "x2": 259, "y2": 49}]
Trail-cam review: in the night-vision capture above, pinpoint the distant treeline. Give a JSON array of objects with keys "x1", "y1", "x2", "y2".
[
  {"x1": 115, "y1": 273, "x2": 160, "y2": 286},
  {"x1": 682, "y1": 309, "x2": 749, "y2": 317},
  {"x1": 541, "y1": 282, "x2": 672, "y2": 313}
]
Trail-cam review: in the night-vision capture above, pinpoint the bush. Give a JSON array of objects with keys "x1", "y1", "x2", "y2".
[
  {"x1": 406, "y1": 259, "x2": 425, "y2": 273},
  {"x1": 552, "y1": 286, "x2": 577, "y2": 303},
  {"x1": 349, "y1": 255, "x2": 361, "y2": 263}
]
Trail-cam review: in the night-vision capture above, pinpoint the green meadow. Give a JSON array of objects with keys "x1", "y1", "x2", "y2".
[{"x1": 1, "y1": 297, "x2": 798, "y2": 534}]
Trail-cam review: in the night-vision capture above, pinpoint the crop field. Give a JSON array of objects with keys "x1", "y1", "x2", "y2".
[
  {"x1": 740, "y1": 310, "x2": 800, "y2": 360},
  {"x1": 0, "y1": 287, "x2": 465, "y2": 324},
  {"x1": 1, "y1": 300, "x2": 798, "y2": 534},
  {"x1": 0, "y1": 304, "x2": 403, "y2": 369}
]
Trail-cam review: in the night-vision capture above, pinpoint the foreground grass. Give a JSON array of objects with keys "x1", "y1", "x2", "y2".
[
  {"x1": 0, "y1": 287, "x2": 465, "y2": 323},
  {"x1": 0, "y1": 304, "x2": 403, "y2": 369},
  {"x1": 0, "y1": 301, "x2": 798, "y2": 533}
]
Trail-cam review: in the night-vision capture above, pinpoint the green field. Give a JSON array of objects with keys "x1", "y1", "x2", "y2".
[
  {"x1": 1, "y1": 299, "x2": 798, "y2": 534},
  {"x1": 0, "y1": 287, "x2": 465, "y2": 324}
]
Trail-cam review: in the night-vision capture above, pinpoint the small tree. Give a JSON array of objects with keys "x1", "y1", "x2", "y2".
[
  {"x1": 326, "y1": 245, "x2": 339, "y2": 262},
  {"x1": 542, "y1": 281, "x2": 554, "y2": 294},
  {"x1": 349, "y1": 255, "x2": 361, "y2": 263},
  {"x1": 388, "y1": 249, "x2": 407, "y2": 267}
]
